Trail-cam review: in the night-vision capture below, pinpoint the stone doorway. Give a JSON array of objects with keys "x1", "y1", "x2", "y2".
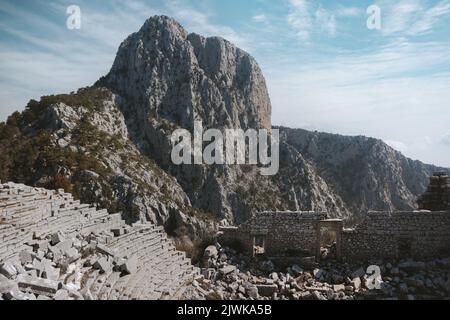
[
  {"x1": 316, "y1": 219, "x2": 343, "y2": 260},
  {"x1": 253, "y1": 235, "x2": 266, "y2": 257}
]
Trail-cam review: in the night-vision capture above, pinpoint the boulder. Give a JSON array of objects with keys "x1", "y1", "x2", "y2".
[
  {"x1": 398, "y1": 283, "x2": 409, "y2": 294},
  {"x1": 256, "y1": 284, "x2": 279, "y2": 297},
  {"x1": 0, "y1": 262, "x2": 17, "y2": 279},
  {"x1": 313, "y1": 268, "x2": 325, "y2": 279},
  {"x1": 246, "y1": 285, "x2": 259, "y2": 299},
  {"x1": 351, "y1": 277, "x2": 361, "y2": 291},
  {"x1": 120, "y1": 256, "x2": 138, "y2": 275},
  {"x1": 219, "y1": 265, "x2": 237, "y2": 276},
  {"x1": 54, "y1": 289, "x2": 70, "y2": 300},
  {"x1": 16, "y1": 274, "x2": 59, "y2": 297},
  {"x1": 312, "y1": 290, "x2": 327, "y2": 300},
  {"x1": 204, "y1": 246, "x2": 218, "y2": 259},
  {"x1": 351, "y1": 267, "x2": 366, "y2": 279},
  {"x1": 51, "y1": 231, "x2": 66, "y2": 246},
  {"x1": 93, "y1": 257, "x2": 112, "y2": 274},
  {"x1": 333, "y1": 284, "x2": 345, "y2": 292},
  {"x1": 96, "y1": 244, "x2": 116, "y2": 257},
  {"x1": 19, "y1": 250, "x2": 33, "y2": 265},
  {"x1": 0, "y1": 274, "x2": 16, "y2": 294},
  {"x1": 291, "y1": 265, "x2": 303, "y2": 275}
]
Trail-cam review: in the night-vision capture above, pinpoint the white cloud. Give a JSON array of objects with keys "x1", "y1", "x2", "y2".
[
  {"x1": 315, "y1": 6, "x2": 336, "y2": 37},
  {"x1": 0, "y1": 0, "x2": 252, "y2": 119},
  {"x1": 287, "y1": 0, "x2": 337, "y2": 40},
  {"x1": 264, "y1": 40, "x2": 450, "y2": 167},
  {"x1": 336, "y1": 6, "x2": 362, "y2": 17},
  {"x1": 441, "y1": 133, "x2": 450, "y2": 145},
  {"x1": 164, "y1": 0, "x2": 251, "y2": 50},
  {"x1": 252, "y1": 14, "x2": 267, "y2": 23},
  {"x1": 409, "y1": 0, "x2": 450, "y2": 35},
  {"x1": 287, "y1": 0, "x2": 312, "y2": 40}
]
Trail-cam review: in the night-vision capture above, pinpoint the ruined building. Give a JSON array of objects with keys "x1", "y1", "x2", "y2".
[
  {"x1": 220, "y1": 172, "x2": 450, "y2": 263},
  {"x1": 417, "y1": 172, "x2": 450, "y2": 211}
]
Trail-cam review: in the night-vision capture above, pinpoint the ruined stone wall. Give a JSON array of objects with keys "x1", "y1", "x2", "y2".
[
  {"x1": 342, "y1": 211, "x2": 450, "y2": 261},
  {"x1": 220, "y1": 211, "x2": 327, "y2": 257}
]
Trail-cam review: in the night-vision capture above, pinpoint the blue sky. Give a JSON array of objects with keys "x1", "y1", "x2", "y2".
[{"x1": 1, "y1": 0, "x2": 449, "y2": 167}]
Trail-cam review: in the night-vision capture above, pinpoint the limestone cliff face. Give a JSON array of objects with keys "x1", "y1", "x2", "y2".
[
  {"x1": 101, "y1": 15, "x2": 271, "y2": 132},
  {"x1": 0, "y1": 15, "x2": 447, "y2": 229}
]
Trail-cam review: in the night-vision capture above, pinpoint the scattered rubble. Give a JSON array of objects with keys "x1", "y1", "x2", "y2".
[
  {"x1": 0, "y1": 182, "x2": 196, "y2": 300},
  {"x1": 188, "y1": 244, "x2": 450, "y2": 300}
]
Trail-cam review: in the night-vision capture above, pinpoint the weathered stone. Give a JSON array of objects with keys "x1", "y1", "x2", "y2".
[
  {"x1": 111, "y1": 228, "x2": 124, "y2": 237},
  {"x1": 64, "y1": 247, "x2": 81, "y2": 263},
  {"x1": 54, "y1": 289, "x2": 70, "y2": 300},
  {"x1": 51, "y1": 231, "x2": 66, "y2": 246},
  {"x1": 291, "y1": 265, "x2": 303, "y2": 275},
  {"x1": 312, "y1": 290, "x2": 327, "y2": 300},
  {"x1": 352, "y1": 267, "x2": 365, "y2": 279},
  {"x1": 96, "y1": 244, "x2": 116, "y2": 257},
  {"x1": 246, "y1": 285, "x2": 259, "y2": 299},
  {"x1": 313, "y1": 268, "x2": 325, "y2": 279},
  {"x1": 219, "y1": 265, "x2": 236, "y2": 276},
  {"x1": 0, "y1": 262, "x2": 17, "y2": 279},
  {"x1": 351, "y1": 277, "x2": 361, "y2": 291},
  {"x1": 17, "y1": 275, "x2": 59, "y2": 296},
  {"x1": 0, "y1": 274, "x2": 16, "y2": 294},
  {"x1": 204, "y1": 246, "x2": 218, "y2": 259},
  {"x1": 93, "y1": 257, "x2": 112, "y2": 274},
  {"x1": 80, "y1": 287, "x2": 94, "y2": 300},
  {"x1": 120, "y1": 255, "x2": 138, "y2": 275},
  {"x1": 256, "y1": 284, "x2": 278, "y2": 297},
  {"x1": 399, "y1": 283, "x2": 409, "y2": 294},
  {"x1": 19, "y1": 250, "x2": 33, "y2": 265},
  {"x1": 333, "y1": 284, "x2": 345, "y2": 292},
  {"x1": 56, "y1": 239, "x2": 73, "y2": 253}
]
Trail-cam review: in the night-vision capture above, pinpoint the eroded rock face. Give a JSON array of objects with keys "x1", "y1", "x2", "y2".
[
  {"x1": 102, "y1": 15, "x2": 271, "y2": 133},
  {"x1": 96, "y1": 15, "x2": 349, "y2": 222},
  {"x1": 280, "y1": 127, "x2": 448, "y2": 218}
]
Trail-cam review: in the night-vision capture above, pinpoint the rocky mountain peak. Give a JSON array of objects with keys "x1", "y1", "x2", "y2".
[{"x1": 101, "y1": 15, "x2": 271, "y2": 131}]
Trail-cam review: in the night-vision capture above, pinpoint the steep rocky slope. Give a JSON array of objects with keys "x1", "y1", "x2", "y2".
[
  {"x1": 280, "y1": 127, "x2": 448, "y2": 220},
  {"x1": 0, "y1": 15, "x2": 447, "y2": 230}
]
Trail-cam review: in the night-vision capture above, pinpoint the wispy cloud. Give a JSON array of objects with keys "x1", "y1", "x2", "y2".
[
  {"x1": 336, "y1": 6, "x2": 362, "y2": 17},
  {"x1": 379, "y1": 0, "x2": 450, "y2": 36},
  {"x1": 315, "y1": 6, "x2": 336, "y2": 37},
  {"x1": 265, "y1": 39, "x2": 450, "y2": 166},
  {"x1": 287, "y1": 0, "x2": 337, "y2": 40},
  {"x1": 0, "y1": 0, "x2": 251, "y2": 118},
  {"x1": 287, "y1": 0, "x2": 312, "y2": 40},
  {"x1": 441, "y1": 132, "x2": 450, "y2": 145},
  {"x1": 252, "y1": 14, "x2": 267, "y2": 23}
]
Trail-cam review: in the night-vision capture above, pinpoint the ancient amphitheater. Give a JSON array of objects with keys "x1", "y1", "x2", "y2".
[{"x1": 0, "y1": 181, "x2": 196, "y2": 300}]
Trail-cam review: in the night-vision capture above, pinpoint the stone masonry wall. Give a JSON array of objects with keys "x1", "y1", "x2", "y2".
[
  {"x1": 222, "y1": 210, "x2": 450, "y2": 263},
  {"x1": 220, "y1": 211, "x2": 327, "y2": 257},
  {"x1": 342, "y1": 211, "x2": 450, "y2": 261}
]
